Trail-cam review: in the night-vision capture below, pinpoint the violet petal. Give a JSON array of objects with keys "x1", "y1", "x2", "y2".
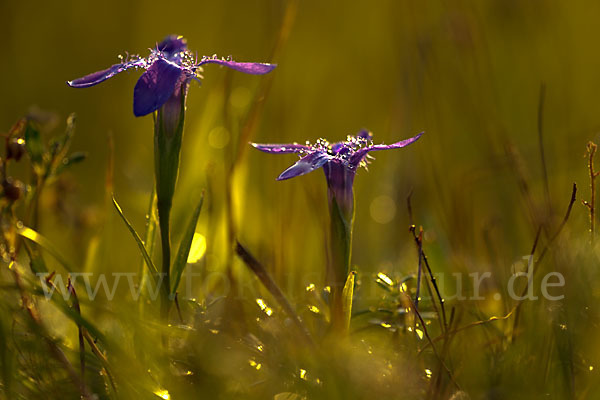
[
  {"x1": 251, "y1": 143, "x2": 310, "y2": 154},
  {"x1": 198, "y1": 59, "x2": 276, "y2": 75},
  {"x1": 356, "y1": 129, "x2": 373, "y2": 140},
  {"x1": 277, "y1": 152, "x2": 331, "y2": 180},
  {"x1": 349, "y1": 132, "x2": 424, "y2": 165},
  {"x1": 133, "y1": 59, "x2": 185, "y2": 117},
  {"x1": 67, "y1": 60, "x2": 143, "y2": 88},
  {"x1": 158, "y1": 35, "x2": 188, "y2": 57}
]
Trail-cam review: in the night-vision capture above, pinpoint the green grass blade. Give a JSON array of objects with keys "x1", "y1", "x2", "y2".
[
  {"x1": 170, "y1": 192, "x2": 204, "y2": 295},
  {"x1": 342, "y1": 271, "x2": 356, "y2": 334},
  {"x1": 235, "y1": 241, "x2": 314, "y2": 347},
  {"x1": 138, "y1": 188, "x2": 158, "y2": 300},
  {"x1": 17, "y1": 225, "x2": 74, "y2": 272},
  {"x1": 111, "y1": 195, "x2": 159, "y2": 279}
]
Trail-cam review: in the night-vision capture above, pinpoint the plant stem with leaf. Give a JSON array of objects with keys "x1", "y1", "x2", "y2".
[{"x1": 154, "y1": 84, "x2": 186, "y2": 319}]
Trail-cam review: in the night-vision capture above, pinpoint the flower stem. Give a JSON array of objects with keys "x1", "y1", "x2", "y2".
[
  {"x1": 327, "y1": 194, "x2": 354, "y2": 334},
  {"x1": 153, "y1": 85, "x2": 187, "y2": 320},
  {"x1": 157, "y1": 202, "x2": 172, "y2": 318}
]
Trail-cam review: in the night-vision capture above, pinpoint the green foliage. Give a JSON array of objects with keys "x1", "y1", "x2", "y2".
[
  {"x1": 3, "y1": 2, "x2": 600, "y2": 399},
  {"x1": 170, "y1": 192, "x2": 204, "y2": 295}
]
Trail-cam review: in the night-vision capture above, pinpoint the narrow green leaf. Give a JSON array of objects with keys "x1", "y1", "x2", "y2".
[
  {"x1": 111, "y1": 195, "x2": 159, "y2": 279},
  {"x1": 22, "y1": 239, "x2": 48, "y2": 274},
  {"x1": 342, "y1": 271, "x2": 356, "y2": 334},
  {"x1": 170, "y1": 192, "x2": 204, "y2": 294},
  {"x1": 24, "y1": 122, "x2": 44, "y2": 166},
  {"x1": 47, "y1": 114, "x2": 77, "y2": 180},
  {"x1": 54, "y1": 151, "x2": 88, "y2": 175},
  {"x1": 236, "y1": 241, "x2": 314, "y2": 347},
  {"x1": 17, "y1": 225, "x2": 73, "y2": 272},
  {"x1": 49, "y1": 113, "x2": 75, "y2": 157},
  {"x1": 31, "y1": 285, "x2": 107, "y2": 344},
  {"x1": 138, "y1": 188, "x2": 158, "y2": 302}
]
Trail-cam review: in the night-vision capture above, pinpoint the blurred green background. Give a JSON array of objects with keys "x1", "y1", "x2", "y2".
[
  {"x1": 1, "y1": 0, "x2": 595, "y2": 274},
  {"x1": 2, "y1": 0, "x2": 600, "y2": 398}
]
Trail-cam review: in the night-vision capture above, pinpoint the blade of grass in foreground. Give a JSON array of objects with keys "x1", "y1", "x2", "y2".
[
  {"x1": 17, "y1": 225, "x2": 74, "y2": 273},
  {"x1": 235, "y1": 241, "x2": 314, "y2": 347},
  {"x1": 139, "y1": 188, "x2": 158, "y2": 300},
  {"x1": 112, "y1": 195, "x2": 159, "y2": 279},
  {"x1": 170, "y1": 191, "x2": 204, "y2": 295},
  {"x1": 342, "y1": 271, "x2": 356, "y2": 335}
]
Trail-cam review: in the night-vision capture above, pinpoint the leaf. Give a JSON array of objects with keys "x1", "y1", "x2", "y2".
[
  {"x1": 24, "y1": 121, "x2": 44, "y2": 166},
  {"x1": 170, "y1": 192, "x2": 204, "y2": 294},
  {"x1": 54, "y1": 151, "x2": 88, "y2": 175},
  {"x1": 138, "y1": 188, "x2": 158, "y2": 303},
  {"x1": 235, "y1": 242, "x2": 314, "y2": 347},
  {"x1": 111, "y1": 195, "x2": 159, "y2": 279},
  {"x1": 49, "y1": 113, "x2": 75, "y2": 156},
  {"x1": 47, "y1": 114, "x2": 77, "y2": 179},
  {"x1": 342, "y1": 271, "x2": 356, "y2": 334},
  {"x1": 17, "y1": 225, "x2": 73, "y2": 272},
  {"x1": 32, "y1": 284, "x2": 107, "y2": 344}
]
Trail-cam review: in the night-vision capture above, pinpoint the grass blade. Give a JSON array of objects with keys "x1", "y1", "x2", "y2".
[
  {"x1": 138, "y1": 188, "x2": 158, "y2": 300},
  {"x1": 170, "y1": 192, "x2": 204, "y2": 295},
  {"x1": 235, "y1": 241, "x2": 314, "y2": 347},
  {"x1": 111, "y1": 195, "x2": 159, "y2": 279},
  {"x1": 342, "y1": 271, "x2": 356, "y2": 334},
  {"x1": 17, "y1": 225, "x2": 74, "y2": 272}
]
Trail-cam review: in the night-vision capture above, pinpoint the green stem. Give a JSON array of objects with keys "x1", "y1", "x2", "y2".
[
  {"x1": 157, "y1": 201, "x2": 172, "y2": 318},
  {"x1": 153, "y1": 84, "x2": 187, "y2": 320},
  {"x1": 328, "y1": 195, "x2": 354, "y2": 333}
]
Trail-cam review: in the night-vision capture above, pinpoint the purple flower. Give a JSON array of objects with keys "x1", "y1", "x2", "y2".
[
  {"x1": 254, "y1": 129, "x2": 422, "y2": 332},
  {"x1": 67, "y1": 35, "x2": 276, "y2": 117},
  {"x1": 252, "y1": 130, "x2": 423, "y2": 214}
]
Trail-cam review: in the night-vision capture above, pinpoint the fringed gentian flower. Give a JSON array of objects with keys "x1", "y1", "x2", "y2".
[
  {"x1": 67, "y1": 35, "x2": 276, "y2": 119},
  {"x1": 252, "y1": 130, "x2": 422, "y2": 333},
  {"x1": 68, "y1": 35, "x2": 275, "y2": 319}
]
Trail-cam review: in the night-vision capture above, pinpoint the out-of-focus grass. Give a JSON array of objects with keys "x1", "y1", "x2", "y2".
[{"x1": 1, "y1": 0, "x2": 600, "y2": 399}]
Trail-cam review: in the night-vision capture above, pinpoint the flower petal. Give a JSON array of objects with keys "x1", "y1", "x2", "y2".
[
  {"x1": 277, "y1": 152, "x2": 330, "y2": 181},
  {"x1": 157, "y1": 35, "x2": 188, "y2": 56},
  {"x1": 349, "y1": 132, "x2": 424, "y2": 165},
  {"x1": 133, "y1": 58, "x2": 185, "y2": 117},
  {"x1": 198, "y1": 59, "x2": 276, "y2": 75},
  {"x1": 369, "y1": 131, "x2": 424, "y2": 151},
  {"x1": 67, "y1": 60, "x2": 144, "y2": 88},
  {"x1": 251, "y1": 142, "x2": 310, "y2": 154},
  {"x1": 356, "y1": 129, "x2": 373, "y2": 140}
]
